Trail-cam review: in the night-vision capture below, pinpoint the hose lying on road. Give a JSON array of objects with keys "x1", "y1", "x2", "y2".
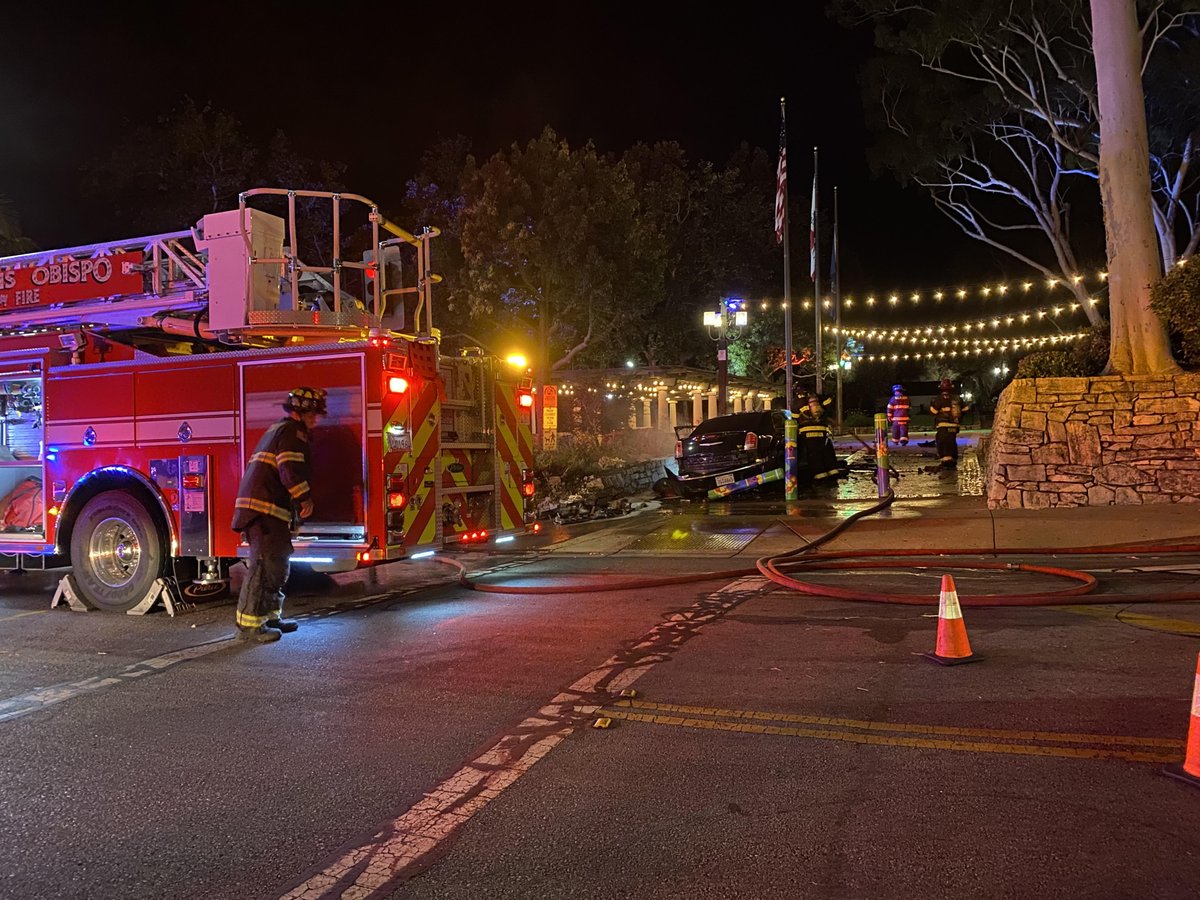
[{"x1": 441, "y1": 490, "x2": 1200, "y2": 606}]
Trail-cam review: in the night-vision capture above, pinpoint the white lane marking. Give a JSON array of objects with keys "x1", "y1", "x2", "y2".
[
  {"x1": 0, "y1": 588, "x2": 431, "y2": 725},
  {"x1": 0, "y1": 639, "x2": 232, "y2": 723},
  {"x1": 280, "y1": 576, "x2": 767, "y2": 900}
]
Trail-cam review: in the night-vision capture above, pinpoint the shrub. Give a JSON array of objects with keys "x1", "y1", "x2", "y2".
[
  {"x1": 1016, "y1": 350, "x2": 1086, "y2": 378},
  {"x1": 843, "y1": 410, "x2": 873, "y2": 428},
  {"x1": 1150, "y1": 260, "x2": 1200, "y2": 366},
  {"x1": 1071, "y1": 322, "x2": 1111, "y2": 375},
  {"x1": 1016, "y1": 322, "x2": 1110, "y2": 378},
  {"x1": 535, "y1": 439, "x2": 605, "y2": 490}
]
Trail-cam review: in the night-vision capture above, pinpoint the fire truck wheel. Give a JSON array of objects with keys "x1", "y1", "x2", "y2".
[{"x1": 70, "y1": 490, "x2": 166, "y2": 612}]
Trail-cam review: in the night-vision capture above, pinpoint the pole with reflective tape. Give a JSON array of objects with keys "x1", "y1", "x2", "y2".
[
  {"x1": 785, "y1": 413, "x2": 799, "y2": 501},
  {"x1": 874, "y1": 413, "x2": 890, "y2": 498}
]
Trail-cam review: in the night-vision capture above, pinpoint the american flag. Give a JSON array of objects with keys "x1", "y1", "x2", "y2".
[{"x1": 774, "y1": 120, "x2": 787, "y2": 245}]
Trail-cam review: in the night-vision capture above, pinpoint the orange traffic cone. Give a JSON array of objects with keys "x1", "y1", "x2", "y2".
[
  {"x1": 921, "y1": 574, "x2": 981, "y2": 666},
  {"x1": 1164, "y1": 652, "x2": 1200, "y2": 788}
]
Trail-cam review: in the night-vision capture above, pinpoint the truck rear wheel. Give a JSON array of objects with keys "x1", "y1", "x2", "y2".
[{"x1": 70, "y1": 490, "x2": 166, "y2": 612}]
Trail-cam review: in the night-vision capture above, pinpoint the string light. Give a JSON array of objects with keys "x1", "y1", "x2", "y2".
[
  {"x1": 830, "y1": 300, "x2": 1097, "y2": 340},
  {"x1": 709, "y1": 272, "x2": 1113, "y2": 318},
  {"x1": 857, "y1": 333, "x2": 1085, "y2": 362}
]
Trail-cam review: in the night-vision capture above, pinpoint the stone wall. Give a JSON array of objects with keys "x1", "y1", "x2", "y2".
[
  {"x1": 986, "y1": 375, "x2": 1200, "y2": 508},
  {"x1": 598, "y1": 457, "x2": 672, "y2": 494}
]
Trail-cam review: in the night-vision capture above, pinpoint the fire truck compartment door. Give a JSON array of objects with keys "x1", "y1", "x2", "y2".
[{"x1": 240, "y1": 353, "x2": 367, "y2": 543}]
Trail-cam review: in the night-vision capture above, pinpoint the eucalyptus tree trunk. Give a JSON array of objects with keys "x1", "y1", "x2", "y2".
[{"x1": 1091, "y1": 0, "x2": 1178, "y2": 374}]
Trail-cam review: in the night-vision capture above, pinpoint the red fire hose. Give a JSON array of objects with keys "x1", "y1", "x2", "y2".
[{"x1": 442, "y1": 491, "x2": 1200, "y2": 607}]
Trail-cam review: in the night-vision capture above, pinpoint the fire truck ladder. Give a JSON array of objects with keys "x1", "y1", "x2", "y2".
[
  {"x1": 0, "y1": 188, "x2": 441, "y2": 343},
  {"x1": 0, "y1": 230, "x2": 207, "y2": 334}
]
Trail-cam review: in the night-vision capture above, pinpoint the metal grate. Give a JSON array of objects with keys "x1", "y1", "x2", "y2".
[{"x1": 623, "y1": 523, "x2": 765, "y2": 553}]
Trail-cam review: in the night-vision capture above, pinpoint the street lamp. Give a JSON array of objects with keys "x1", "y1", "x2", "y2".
[{"x1": 703, "y1": 297, "x2": 749, "y2": 416}]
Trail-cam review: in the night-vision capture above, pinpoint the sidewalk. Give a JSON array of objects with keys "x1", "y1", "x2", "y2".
[{"x1": 740, "y1": 495, "x2": 1200, "y2": 557}]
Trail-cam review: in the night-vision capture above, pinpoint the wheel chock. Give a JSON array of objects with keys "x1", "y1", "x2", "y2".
[
  {"x1": 126, "y1": 578, "x2": 186, "y2": 617},
  {"x1": 50, "y1": 574, "x2": 96, "y2": 613},
  {"x1": 592, "y1": 717, "x2": 615, "y2": 729}
]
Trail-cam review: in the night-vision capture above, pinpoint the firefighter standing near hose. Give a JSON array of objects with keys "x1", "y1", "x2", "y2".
[
  {"x1": 886, "y1": 384, "x2": 910, "y2": 445},
  {"x1": 231, "y1": 386, "x2": 327, "y2": 643},
  {"x1": 930, "y1": 379, "x2": 970, "y2": 468},
  {"x1": 796, "y1": 391, "x2": 840, "y2": 486}
]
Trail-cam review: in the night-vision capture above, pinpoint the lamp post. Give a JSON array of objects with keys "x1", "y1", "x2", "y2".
[{"x1": 703, "y1": 297, "x2": 748, "y2": 416}]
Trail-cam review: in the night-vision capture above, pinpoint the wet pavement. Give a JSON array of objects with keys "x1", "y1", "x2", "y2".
[{"x1": 657, "y1": 429, "x2": 983, "y2": 512}]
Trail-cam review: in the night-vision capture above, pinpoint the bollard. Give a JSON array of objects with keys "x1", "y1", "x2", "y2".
[
  {"x1": 785, "y1": 414, "x2": 799, "y2": 501},
  {"x1": 874, "y1": 413, "x2": 890, "y2": 497}
]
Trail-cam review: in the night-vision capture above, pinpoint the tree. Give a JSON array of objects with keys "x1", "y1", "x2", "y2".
[
  {"x1": 454, "y1": 128, "x2": 667, "y2": 373},
  {"x1": 403, "y1": 133, "x2": 782, "y2": 373},
  {"x1": 87, "y1": 98, "x2": 345, "y2": 253},
  {"x1": 1092, "y1": 0, "x2": 1178, "y2": 372},
  {"x1": 0, "y1": 197, "x2": 35, "y2": 256},
  {"x1": 622, "y1": 141, "x2": 780, "y2": 367},
  {"x1": 833, "y1": 0, "x2": 1199, "y2": 372}
]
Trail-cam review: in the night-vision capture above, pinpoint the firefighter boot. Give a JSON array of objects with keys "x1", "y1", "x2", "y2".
[
  {"x1": 236, "y1": 626, "x2": 281, "y2": 644},
  {"x1": 266, "y1": 618, "x2": 299, "y2": 633}
]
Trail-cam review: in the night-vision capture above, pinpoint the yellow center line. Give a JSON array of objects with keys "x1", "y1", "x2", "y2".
[
  {"x1": 0, "y1": 610, "x2": 47, "y2": 623},
  {"x1": 1052, "y1": 604, "x2": 1200, "y2": 637},
  {"x1": 603, "y1": 709, "x2": 1181, "y2": 764},
  {"x1": 611, "y1": 699, "x2": 1181, "y2": 749}
]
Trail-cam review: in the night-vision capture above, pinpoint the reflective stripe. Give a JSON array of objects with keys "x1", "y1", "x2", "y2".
[
  {"x1": 235, "y1": 497, "x2": 291, "y2": 522},
  {"x1": 251, "y1": 451, "x2": 279, "y2": 467},
  {"x1": 236, "y1": 611, "x2": 268, "y2": 628},
  {"x1": 939, "y1": 589, "x2": 963, "y2": 620},
  {"x1": 276, "y1": 451, "x2": 306, "y2": 464},
  {"x1": 798, "y1": 426, "x2": 829, "y2": 436},
  {"x1": 287, "y1": 481, "x2": 310, "y2": 498}
]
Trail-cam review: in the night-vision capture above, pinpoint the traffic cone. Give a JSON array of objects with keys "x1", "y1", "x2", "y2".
[
  {"x1": 1164, "y1": 652, "x2": 1200, "y2": 788},
  {"x1": 921, "y1": 574, "x2": 981, "y2": 666}
]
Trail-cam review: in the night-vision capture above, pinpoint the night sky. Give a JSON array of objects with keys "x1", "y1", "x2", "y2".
[{"x1": 1, "y1": 3, "x2": 1003, "y2": 295}]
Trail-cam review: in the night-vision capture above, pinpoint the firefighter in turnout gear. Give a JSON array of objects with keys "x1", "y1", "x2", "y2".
[
  {"x1": 886, "y1": 384, "x2": 910, "y2": 445},
  {"x1": 231, "y1": 386, "x2": 327, "y2": 642},
  {"x1": 930, "y1": 379, "x2": 970, "y2": 468},
  {"x1": 796, "y1": 392, "x2": 840, "y2": 486}
]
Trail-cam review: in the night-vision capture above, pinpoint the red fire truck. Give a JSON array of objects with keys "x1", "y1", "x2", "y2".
[{"x1": 0, "y1": 188, "x2": 535, "y2": 613}]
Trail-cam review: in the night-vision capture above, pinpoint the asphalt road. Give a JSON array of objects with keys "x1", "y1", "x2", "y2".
[{"x1": 1, "y1": 527, "x2": 1199, "y2": 898}]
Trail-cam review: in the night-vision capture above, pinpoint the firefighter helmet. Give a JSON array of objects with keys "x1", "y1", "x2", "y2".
[
  {"x1": 892, "y1": 384, "x2": 904, "y2": 393},
  {"x1": 938, "y1": 379, "x2": 953, "y2": 391},
  {"x1": 283, "y1": 386, "x2": 328, "y2": 415}
]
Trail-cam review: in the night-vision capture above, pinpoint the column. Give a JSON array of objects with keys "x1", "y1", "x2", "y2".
[
  {"x1": 657, "y1": 388, "x2": 669, "y2": 431},
  {"x1": 707, "y1": 388, "x2": 719, "y2": 420},
  {"x1": 692, "y1": 391, "x2": 703, "y2": 426},
  {"x1": 642, "y1": 397, "x2": 652, "y2": 429}
]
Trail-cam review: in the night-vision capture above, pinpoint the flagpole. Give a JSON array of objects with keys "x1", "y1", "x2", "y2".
[
  {"x1": 812, "y1": 147, "x2": 822, "y2": 396},
  {"x1": 834, "y1": 185, "x2": 843, "y2": 430},
  {"x1": 780, "y1": 98, "x2": 793, "y2": 412}
]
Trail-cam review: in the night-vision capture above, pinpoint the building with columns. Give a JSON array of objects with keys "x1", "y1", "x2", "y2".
[{"x1": 544, "y1": 366, "x2": 786, "y2": 455}]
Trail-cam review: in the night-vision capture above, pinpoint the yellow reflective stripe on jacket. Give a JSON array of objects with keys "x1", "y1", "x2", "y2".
[
  {"x1": 235, "y1": 497, "x2": 292, "y2": 522},
  {"x1": 236, "y1": 610, "x2": 269, "y2": 628},
  {"x1": 276, "y1": 451, "x2": 306, "y2": 465},
  {"x1": 251, "y1": 451, "x2": 278, "y2": 467},
  {"x1": 798, "y1": 425, "x2": 830, "y2": 436},
  {"x1": 287, "y1": 481, "x2": 310, "y2": 499},
  {"x1": 937, "y1": 424, "x2": 961, "y2": 433}
]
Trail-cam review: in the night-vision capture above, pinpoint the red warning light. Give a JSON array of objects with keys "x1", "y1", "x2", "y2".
[
  {"x1": 518, "y1": 391, "x2": 534, "y2": 408},
  {"x1": 389, "y1": 376, "x2": 409, "y2": 394},
  {"x1": 532, "y1": 522, "x2": 542, "y2": 533}
]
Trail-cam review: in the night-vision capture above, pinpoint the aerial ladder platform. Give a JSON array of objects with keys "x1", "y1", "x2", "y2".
[{"x1": 0, "y1": 189, "x2": 440, "y2": 346}]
